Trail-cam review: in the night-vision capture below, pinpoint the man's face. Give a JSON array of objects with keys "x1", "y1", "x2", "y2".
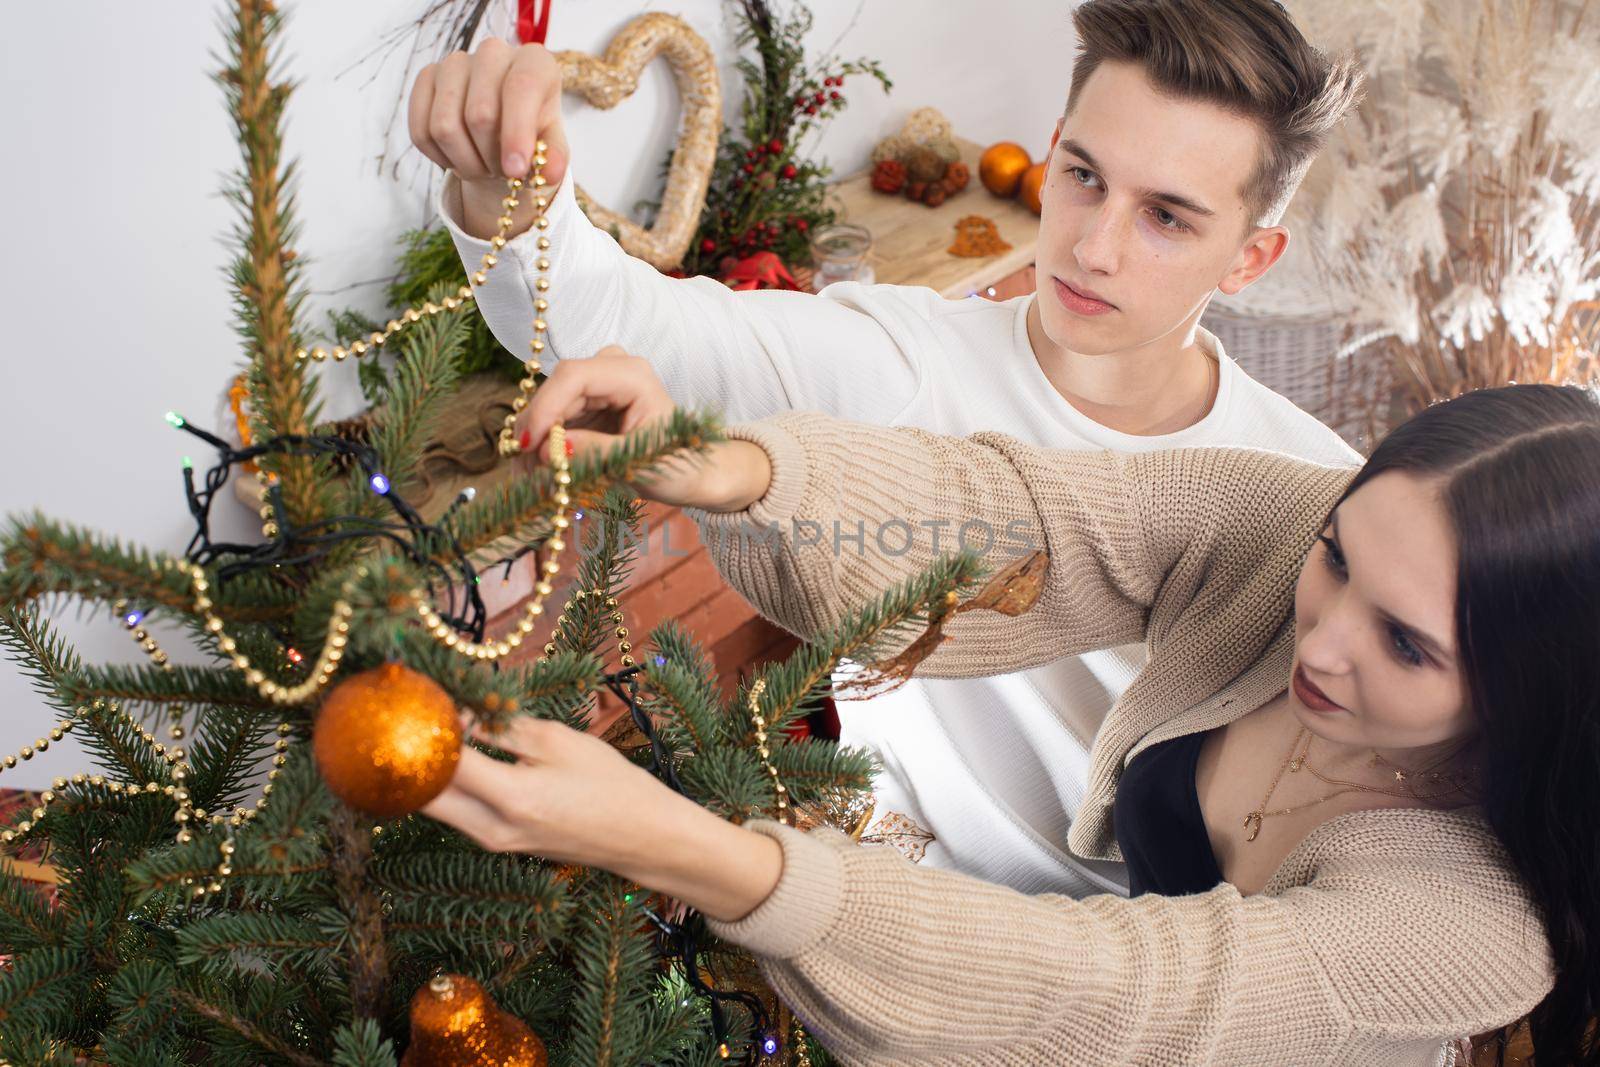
[{"x1": 1035, "y1": 61, "x2": 1283, "y2": 357}]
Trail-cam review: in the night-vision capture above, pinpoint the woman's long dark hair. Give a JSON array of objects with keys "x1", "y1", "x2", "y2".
[{"x1": 1334, "y1": 384, "x2": 1600, "y2": 1065}]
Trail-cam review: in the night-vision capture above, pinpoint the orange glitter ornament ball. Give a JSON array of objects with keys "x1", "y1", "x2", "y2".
[
  {"x1": 401, "y1": 973, "x2": 549, "y2": 1067},
  {"x1": 312, "y1": 663, "x2": 462, "y2": 818}
]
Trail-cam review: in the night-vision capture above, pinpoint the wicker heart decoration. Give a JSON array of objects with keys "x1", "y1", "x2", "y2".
[{"x1": 555, "y1": 13, "x2": 720, "y2": 271}]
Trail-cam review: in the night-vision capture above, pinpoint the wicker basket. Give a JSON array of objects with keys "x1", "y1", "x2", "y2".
[
  {"x1": 1201, "y1": 234, "x2": 1391, "y2": 454},
  {"x1": 1201, "y1": 302, "x2": 1390, "y2": 454}
]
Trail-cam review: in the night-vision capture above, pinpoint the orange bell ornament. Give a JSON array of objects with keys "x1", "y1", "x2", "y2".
[{"x1": 400, "y1": 973, "x2": 549, "y2": 1067}]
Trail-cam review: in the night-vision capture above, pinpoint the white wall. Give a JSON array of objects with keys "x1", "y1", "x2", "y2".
[{"x1": 0, "y1": 1, "x2": 1072, "y2": 787}]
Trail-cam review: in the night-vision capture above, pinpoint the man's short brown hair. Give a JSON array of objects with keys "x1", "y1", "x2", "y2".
[{"x1": 1066, "y1": 0, "x2": 1364, "y2": 226}]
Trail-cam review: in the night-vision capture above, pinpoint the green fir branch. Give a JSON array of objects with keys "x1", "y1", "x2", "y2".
[
  {"x1": 61, "y1": 662, "x2": 273, "y2": 716},
  {"x1": 483, "y1": 954, "x2": 577, "y2": 1046},
  {"x1": 172, "y1": 980, "x2": 324, "y2": 1067},
  {"x1": 766, "y1": 738, "x2": 875, "y2": 810},
  {"x1": 641, "y1": 622, "x2": 733, "y2": 755},
  {"x1": 0, "y1": 605, "x2": 81, "y2": 710},
  {"x1": 224, "y1": 753, "x2": 332, "y2": 897},
  {"x1": 747, "y1": 552, "x2": 983, "y2": 732},
  {"x1": 52, "y1": 694, "x2": 169, "y2": 785},
  {"x1": 370, "y1": 852, "x2": 569, "y2": 949},
  {"x1": 632, "y1": 970, "x2": 720, "y2": 1067},
  {"x1": 0, "y1": 871, "x2": 60, "y2": 955},
  {"x1": 550, "y1": 489, "x2": 644, "y2": 660},
  {"x1": 126, "y1": 751, "x2": 333, "y2": 909},
  {"x1": 0, "y1": 947, "x2": 91, "y2": 1051},
  {"x1": 174, "y1": 910, "x2": 342, "y2": 981},
  {"x1": 353, "y1": 280, "x2": 472, "y2": 507},
  {"x1": 182, "y1": 701, "x2": 283, "y2": 815},
  {"x1": 383, "y1": 227, "x2": 520, "y2": 381},
  {"x1": 440, "y1": 409, "x2": 723, "y2": 561},
  {"x1": 101, "y1": 959, "x2": 188, "y2": 1066},
  {"x1": 0, "y1": 515, "x2": 291, "y2": 623},
  {"x1": 561, "y1": 876, "x2": 662, "y2": 1067},
  {"x1": 329, "y1": 1018, "x2": 399, "y2": 1067},
  {"x1": 216, "y1": 0, "x2": 333, "y2": 530},
  {"x1": 674, "y1": 744, "x2": 772, "y2": 822}
]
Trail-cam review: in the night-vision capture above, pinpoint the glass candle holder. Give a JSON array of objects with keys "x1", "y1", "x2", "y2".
[{"x1": 807, "y1": 222, "x2": 875, "y2": 292}]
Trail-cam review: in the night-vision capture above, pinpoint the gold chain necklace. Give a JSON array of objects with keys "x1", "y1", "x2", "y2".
[
  {"x1": 1243, "y1": 727, "x2": 1471, "y2": 843},
  {"x1": 1367, "y1": 742, "x2": 1478, "y2": 786}
]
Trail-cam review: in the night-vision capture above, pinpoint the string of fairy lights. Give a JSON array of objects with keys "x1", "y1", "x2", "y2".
[{"x1": 2, "y1": 143, "x2": 802, "y2": 1062}]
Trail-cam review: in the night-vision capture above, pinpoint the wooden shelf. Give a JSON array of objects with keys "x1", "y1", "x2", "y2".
[{"x1": 824, "y1": 137, "x2": 1041, "y2": 299}]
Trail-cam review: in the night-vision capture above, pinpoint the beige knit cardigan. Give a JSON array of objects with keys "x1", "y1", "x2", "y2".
[{"x1": 687, "y1": 412, "x2": 1553, "y2": 1067}]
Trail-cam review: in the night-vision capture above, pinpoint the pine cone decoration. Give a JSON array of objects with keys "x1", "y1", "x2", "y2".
[
  {"x1": 903, "y1": 146, "x2": 946, "y2": 184},
  {"x1": 923, "y1": 184, "x2": 948, "y2": 208},
  {"x1": 942, "y1": 161, "x2": 971, "y2": 194},
  {"x1": 905, "y1": 181, "x2": 928, "y2": 202}
]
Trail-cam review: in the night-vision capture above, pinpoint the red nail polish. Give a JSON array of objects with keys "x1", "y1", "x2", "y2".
[
  {"x1": 518, "y1": 429, "x2": 532, "y2": 452},
  {"x1": 564, "y1": 439, "x2": 575, "y2": 458}
]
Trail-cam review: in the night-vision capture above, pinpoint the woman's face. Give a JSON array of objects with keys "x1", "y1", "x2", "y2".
[{"x1": 1290, "y1": 471, "x2": 1474, "y2": 752}]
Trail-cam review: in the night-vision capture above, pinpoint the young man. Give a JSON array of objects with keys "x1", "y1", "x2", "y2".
[{"x1": 408, "y1": 0, "x2": 1364, "y2": 897}]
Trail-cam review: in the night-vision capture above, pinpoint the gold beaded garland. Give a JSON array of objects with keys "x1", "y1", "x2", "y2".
[
  {"x1": 183, "y1": 559, "x2": 354, "y2": 704},
  {"x1": 287, "y1": 147, "x2": 576, "y2": 662},
  {"x1": 290, "y1": 280, "x2": 473, "y2": 367},
  {"x1": 113, "y1": 598, "x2": 174, "y2": 672},
  {"x1": 410, "y1": 426, "x2": 572, "y2": 662},
  {"x1": 539, "y1": 589, "x2": 634, "y2": 669},
  {"x1": 0, "y1": 716, "x2": 76, "y2": 785},
  {"x1": 292, "y1": 142, "x2": 555, "y2": 463},
  {"x1": 793, "y1": 1015, "x2": 813, "y2": 1067},
  {"x1": 745, "y1": 679, "x2": 790, "y2": 824},
  {"x1": 0, "y1": 697, "x2": 275, "y2": 891}
]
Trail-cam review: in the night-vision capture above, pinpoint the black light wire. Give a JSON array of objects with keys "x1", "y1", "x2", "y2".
[{"x1": 174, "y1": 420, "x2": 489, "y2": 642}]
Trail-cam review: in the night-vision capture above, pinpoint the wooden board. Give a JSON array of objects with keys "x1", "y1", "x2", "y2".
[{"x1": 824, "y1": 137, "x2": 1041, "y2": 299}]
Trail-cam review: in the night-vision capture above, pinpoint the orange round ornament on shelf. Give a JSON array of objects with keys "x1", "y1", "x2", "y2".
[
  {"x1": 978, "y1": 142, "x2": 1032, "y2": 198},
  {"x1": 312, "y1": 663, "x2": 463, "y2": 819},
  {"x1": 400, "y1": 973, "x2": 549, "y2": 1067},
  {"x1": 1019, "y1": 161, "x2": 1047, "y2": 215}
]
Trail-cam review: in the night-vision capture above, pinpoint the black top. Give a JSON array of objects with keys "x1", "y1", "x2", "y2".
[{"x1": 1111, "y1": 729, "x2": 1226, "y2": 898}]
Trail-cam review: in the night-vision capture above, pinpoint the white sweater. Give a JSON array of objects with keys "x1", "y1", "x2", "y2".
[{"x1": 437, "y1": 167, "x2": 1360, "y2": 897}]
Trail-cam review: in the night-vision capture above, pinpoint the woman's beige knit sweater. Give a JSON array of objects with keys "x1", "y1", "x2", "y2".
[{"x1": 687, "y1": 412, "x2": 1553, "y2": 1067}]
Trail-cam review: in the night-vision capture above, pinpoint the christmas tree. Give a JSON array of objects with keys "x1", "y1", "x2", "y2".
[{"x1": 0, "y1": 4, "x2": 979, "y2": 1064}]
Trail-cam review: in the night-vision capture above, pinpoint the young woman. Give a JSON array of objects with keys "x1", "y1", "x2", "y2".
[{"x1": 422, "y1": 354, "x2": 1599, "y2": 1065}]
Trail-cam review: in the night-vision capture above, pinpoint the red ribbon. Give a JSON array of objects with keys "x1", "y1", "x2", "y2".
[
  {"x1": 718, "y1": 252, "x2": 803, "y2": 292},
  {"x1": 517, "y1": 0, "x2": 552, "y2": 45}
]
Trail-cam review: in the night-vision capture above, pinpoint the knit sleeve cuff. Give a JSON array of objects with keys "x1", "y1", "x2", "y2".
[
  {"x1": 691, "y1": 415, "x2": 813, "y2": 532},
  {"x1": 705, "y1": 820, "x2": 848, "y2": 960}
]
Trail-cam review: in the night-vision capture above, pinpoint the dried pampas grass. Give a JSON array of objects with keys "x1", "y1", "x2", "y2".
[{"x1": 1285, "y1": 0, "x2": 1599, "y2": 423}]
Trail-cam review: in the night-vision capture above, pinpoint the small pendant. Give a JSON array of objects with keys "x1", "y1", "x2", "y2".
[
  {"x1": 1243, "y1": 812, "x2": 1263, "y2": 842},
  {"x1": 1288, "y1": 756, "x2": 1304, "y2": 772},
  {"x1": 1394, "y1": 770, "x2": 1407, "y2": 782}
]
